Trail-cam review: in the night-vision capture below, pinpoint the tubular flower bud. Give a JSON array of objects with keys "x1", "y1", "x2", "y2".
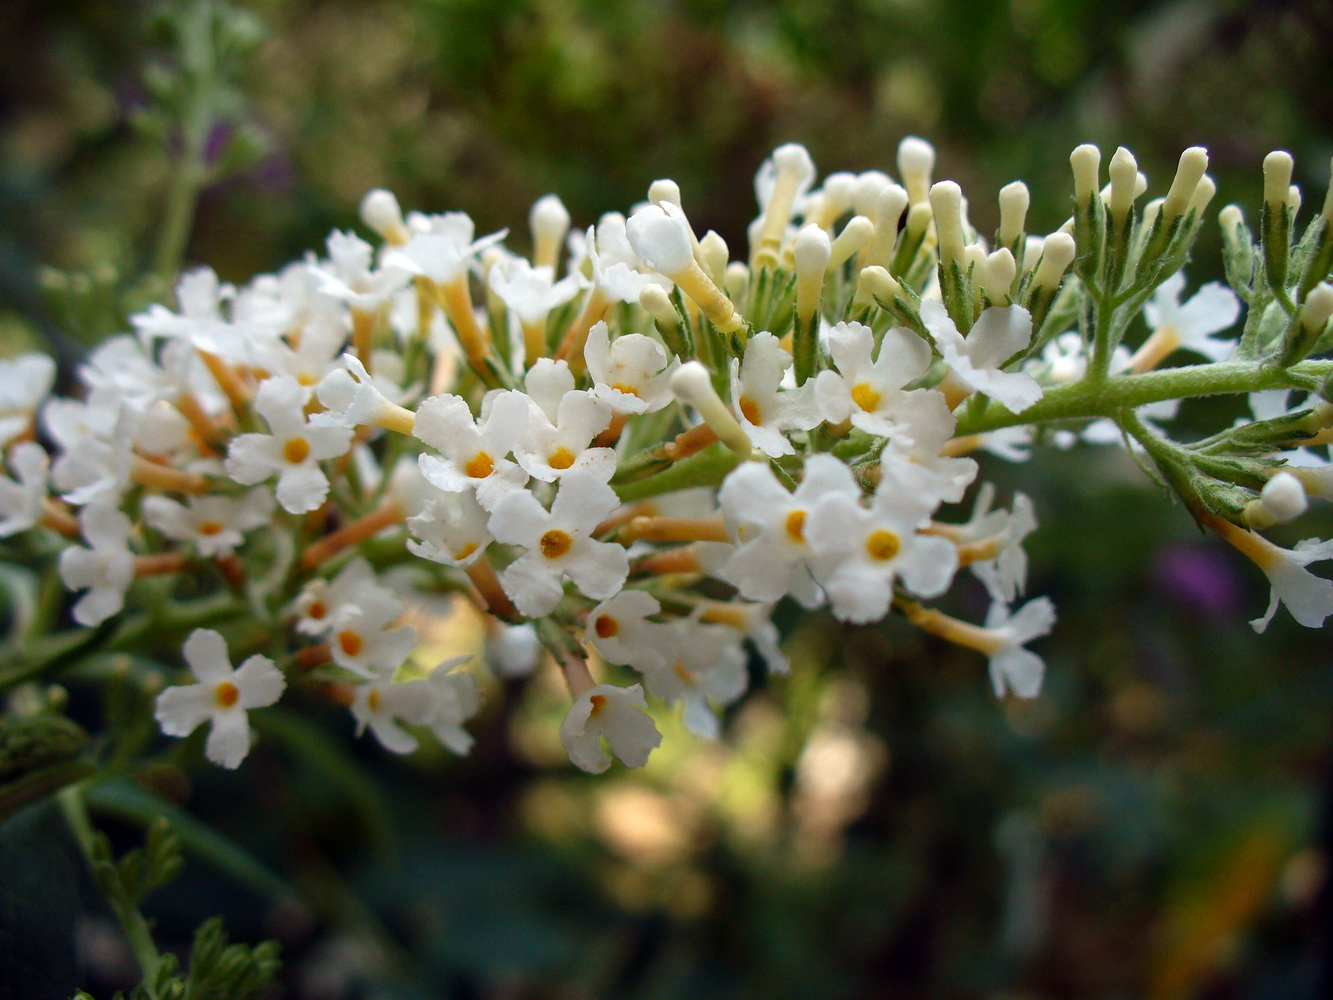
[
  {"x1": 1070, "y1": 144, "x2": 1101, "y2": 206},
  {"x1": 1108, "y1": 147, "x2": 1139, "y2": 221},
  {"x1": 530, "y1": 194, "x2": 571, "y2": 271},
  {"x1": 794, "y1": 224, "x2": 832, "y2": 322},
  {"x1": 1031, "y1": 232, "x2": 1076, "y2": 292},
  {"x1": 359, "y1": 189, "x2": 409, "y2": 245},
  {"x1": 864, "y1": 185, "x2": 909, "y2": 268},
  {"x1": 1264, "y1": 151, "x2": 1294, "y2": 210},
  {"x1": 897, "y1": 136, "x2": 936, "y2": 205},
  {"x1": 1162, "y1": 147, "x2": 1210, "y2": 221},
  {"x1": 724, "y1": 262, "x2": 750, "y2": 301},
  {"x1": 698, "y1": 230, "x2": 730, "y2": 281},
  {"x1": 648, "y1": 178, "x2": 681, "y2": 207},
  {"x1": 755, "y1": 143, "x2": 816, "y2": 267},
  {"x1": 930, "y1": 181, "x2": 966, "y2": 270},
  {"x1": 852, "y1": 265, "x2": 905, "y2": 312},
  {"x1": 1189, "y1": 175, "x2": 1216, "y2": 217},
  {"x1": 998, "y1": 181, "x2": 1029, "y2": 248},
  {"x1": 828, "y1": 215, "x2": 874, "y2": 272},
  {"x1": 980, "y1": 248, "x2": 1017, "y2": 305},
  {"x1": 669, "y1": 362, "x2": 754, "y2": 459}
]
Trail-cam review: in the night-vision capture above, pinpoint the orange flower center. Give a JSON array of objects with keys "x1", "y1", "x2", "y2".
[
  {"x1": 465, "y1": 451, "x2": 494, "y2": 479},
  {"x1": 738, "y1": 396, "x2": 762, "y2": 425},
  {"x1": 284, "y1": 437, "x2": 311, "y2": 464},
  {"x1": 198, "y1": 520, "x2": 224, "y2": 536},
  {"x1": 307, "y1": 600, "x2": 327, "y2": 620},
  {"x1": 367, "y1": 688, "x2": 382, "y2": 711},
  {"x1": 865, "y1": 529, "x2": 901, "y2": 561},
  {"x1": 850, "y1": 383, "x2": 881, "y2": 412},
  {"x1": 785, "y1": 509, "x2": 806, "y2": 543},
  {"x1": 588, "y1": 693, "x2": 608, "y2": 717},
  {"x1": 611, "y1": 383, "x2": 640, "y2": 397},
  {"x1": 214, "y1": 681, "x2": 240, "y2": 708},
  {"x1": 454, "y1": 542, "x2": 478, "y2": 561},
  {"x1": 594, "y1": 615, "x2": 619, "y2": 639},
  {"x1": 338, "y1": 630, "x2": 364, "y2": 657},
  {"x1": 540, "y1": 529, "x2": 572, "y2": 559},
  {"x1": 548, "y1": 447, "x2": 576, "y2": 470}
]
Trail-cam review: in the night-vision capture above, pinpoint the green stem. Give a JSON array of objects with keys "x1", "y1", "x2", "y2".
[{"x1": 954, "y1": 359, "x2": 1333, "y2": 436}]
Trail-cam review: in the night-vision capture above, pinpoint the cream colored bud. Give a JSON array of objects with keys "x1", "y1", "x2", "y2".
[
  {"x1": 904, "y1": 202, "x2": 933, "y2": 240},
  {"x1": 359, "y1": 189, "x2": 408, "y2": 245},
  {"x1": 1263, "y1": 151, "x2": 1294, "y2": 209},
  {"x1": 1033, "y1": 232, "x2": 1076, "y2": 290},
  {"x1": 530, "y1": 194, "x2": 571, "y2": 270},
  {"x1": 1218, "y1": 204, "x2": 1244, "y2": 231},
  {"x1": 1302, "y1": 282, "x2": 1333, "y2": 333},
  {"x1": 820, "y1": 172, "x2": 858, "y2": 219},
  {"x1": 794, "y1": 224, "x2": 832, "y2": 321},
  {"x1": 1189, "y1": 174, "x2": 1216, "y2": 216},
  {"x1": 852, "y1": 171, "x2": 892, "y2": 217},
  {"x1": 1261, "y1": 472, "x2": 1308, "y2": 523},
  {"x1": 648, "y1": 178, "x2": 682, "y2": 207},
  {"x1": 669, "y1": 362, "x2": 754, "y2": 459},
  {"x1": 1162, "y1": 147, "x2": 1209, "y2": 220},
  {"x1": 827, "y1": 216, "x2": 873, "y2": 272},
  {"x1": 864, "y1": 185, "x2": 908, "y2": 266},
  {"x1": 1288, "y1": 184, "x2": 1302, "y2": 215},
  {"x1": 898, "y1": 136, "x2": 936, "y2": 204},
  {"x1": 930, "y1": 181, "x2": 966, "y2": 269},
  {"x1": 698, "y1": 230, "x2": 729, "y2": 281},
  {"x1": 981, "y1": 248, "x2": 1017, "y2": 304},
  {"x1": 639, "y1": 284, "x2": 678, "y2": 328},
  {"x1": 1142, "y1": 196, "x2": 1164, "y2": 231},
  {"x1": 853, "y1": 265, "x2": 904, "y2": 310},
  {"x1": 998, "y1": 181, "x2": 1030, "y2": 247},
  {"x1": 724, "y1": 261, "x2": 750, "y2": 301},
  {"x1": 1108, "y1": 147, "x2": 1139, "y2": 220},
  {"x1": 1071, "y1": 144, "x2": 1101, "y2": 205}
]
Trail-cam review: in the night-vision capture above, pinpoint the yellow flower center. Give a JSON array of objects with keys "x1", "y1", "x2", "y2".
[
  {"x1": 540, "y1": 529, "x2": 573, "y2": 559},
  {"x1": 283, "y1": 437, "x2": 311, "y2": 464},
  {"x1": 367, "y1": 688, "x2": 382, "y2": 711},
  {"x1": 865, "y1": 529, "x2": 901, "y2": 561},
  {"x1": 214, "y1": 681, "x2": 240, "y2": 708},
  {"x1": 594, "y1": 615, "x2": 619, "y2": 639},
  {"x1": 464, "y1": 451, "x2": 494, "y2": 479},
  {"x1": 338, "y1": 630, "x2": 364, "y2": 657},
  {"x1": 548, "y1": 447, "x2": 576, "y2": 470},
  {"x1": 673, "y1": 660, "x2": 697, "y2": 685},
  {"x1": 785, "y1": 509, "x2": 806, "y2": 543},
  {"x1": 738, "y1": 396, "x2": 762, "y2": 425},
  {"x1": 198, "y1": 520, "x2": 225, "y2": 536},
  {"x1": 454, "y1": 542, "x2": 478, "y2": 561},
  {"x1": 850, "y1": 382, "x2": 881, "y2": 412},
  {"x1": 588, "y1": 693, "x2": 608, "y2": 717},
  {"x1": 611, "y1": 383, "x2": 640, "y2": 397}
]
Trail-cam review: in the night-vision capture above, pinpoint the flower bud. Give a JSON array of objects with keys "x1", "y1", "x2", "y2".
[
  {"x1": 998, "y1": 181, "x2": 1030, "y2": 249},
  {"x1": 897, "y1": 136, "x2": 936, "y2": 205},
  {"x1": 1032, "y1": 232, "x2": 1076, "y2": 292},
  {"x1": 794, "y1": 225, "x2": 831, "y2": 323},
  {"x1": 828, "y1": 215, "x2": 874, "y2": 271},
  {"x1": 1261, "y1": 472, "x2": 1308, "y2": 523},
  {"x1": 864, "y1": 184, "x2": 908, "y2": 267},
  {"x1": 724, "y1": 261, "x2": 750, "y2": 302},
  {"x1": 851, "y1": 171, "x2": 892, "y2": 217},
  {"x1": 670, "y1": 362, "x2": 754, "y2": 459},
  {"x1": 1162, "y1": 147, "x2": 1209, "y2": 221},
  {"x1": 930, "y1": 181, "x2": 966, "y2": 269},
  {"x1": 1071, "y1": 144, "x2": 1101, "y2": 206},
  {"x1": 627, "y1": 203, "x2": 695, "y2": 275},
  {"x1": 648, "y1": 178, "x2": 681, "y2": 207},
  {"x1": 360, "y1": 189, "x2": 408, "y2": 245},
  {"x1": 980, "y1": 248, "x2": 1017, "y2": 305},
  {"x1": 1263, "y1": 151, "x2": 1294, "y2": 210},
  {"x1": 1108, "y1": 147, "x2": 1139, "y2": 221},
  {"x1": 698, "y1": 230, "x2": 729, "y2": 282}
]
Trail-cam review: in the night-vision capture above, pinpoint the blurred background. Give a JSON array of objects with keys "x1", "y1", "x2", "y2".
[{"x1": 4, "y1": 0, "x2": 1333, "y2": 997}]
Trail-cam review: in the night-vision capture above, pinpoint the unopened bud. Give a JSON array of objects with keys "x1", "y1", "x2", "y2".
[
  {"x1": 627, "y1": 203, "x2": 695, "y2": 276},
  {"x1": 818, "y1": 172, "x2": 858, "y2": 225},
  {"x1": 1189, "y1": 175, "x2": 1216, "y2": 217},
  {"x1": 360, "y1": 189, "x2": 408, "y2": 245},
  {"x1": 1162, "y1": 147, "x2": 1209, "y2": 220},
  {"x1": 755, "y1": 144, "x2": 816, "y2": 266},
  {"x1": 828, "y1": 215, "x2": 874, "y2": 271},
  {"x1": 1032, "y1": 232, "x2": 1076, "y2": 291},
  {"x1": 930, "y1": 181, "x2": 966, "y2": 268},
  {"x1": 1303, "y1": 282, "x2": 1333, "y2": 333},
  {"x1": 639, "y1": 284, "x2": 678, "y2": 328},
  {"x1": 698, "y1": 230, "x2": 729, "y2": 281},
  {"x1": 724, "y1": 262, "x2": 750, "y2": 301},
  {"x1": 1260, "y1": 471, "x2": 1308, "y2": 523},
  {"x1": 530, "y1": 194, "x2": 571, "y2": 270},
  {"x1": 864, "y1": 184, "x2": 908, "y2": 267},
  {"x1": 998, "y1": 181, "x2": 1030, "y2": 248},
  {"x1": 1219, "y1": 204, "x2": 1244, "y2": 231},
  {"x1": 981, "y1": 248, "x2": 1017, "y2": 304},
  {"x1": 1108, "y1": 147, "x2": 1139, "y2": 220},
  {"x1": 1071, "y1": 144, "x2": 1101, "y2": 206},
  {"x1": 1263, "y1": 151, "x2": 1294, "y2": 209},
  {"x1": 1288, "y1": 185, "x2": 1302, "y2": 216},
  {"x1": 670, "y1": 362, "x2": 754, "y2": 459},
  {"x1": 851, "y1": 171, "x2": 892, "y2": 217},
  {"x1": 898, "y1": 136, "x2": 936, "y2": 205},
  {"x1": 794, "y1": 224, "x2": 832, "y2": 321},
  {"x1": 648, "y1": 178, "x2": 682, "y2": 207},
  {"x1": 853, "y1": 265, "x2": 905, "y2": 311}
]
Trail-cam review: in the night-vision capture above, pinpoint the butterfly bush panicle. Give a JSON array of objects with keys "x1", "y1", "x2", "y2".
[{"x1": 14, "y1": 138, "x2": 1333, "y2": 775}]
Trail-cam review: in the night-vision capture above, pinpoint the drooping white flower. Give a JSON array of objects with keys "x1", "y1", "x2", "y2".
[
  {"x1": 350, "y1": 656, "x2": 480, "y2": 755},
  {"x1": 717, "y1": 455, "x2": 860, "y2": 606},
  {"x1": 154, "y1": 628, "x2": 286, "y2": 769},
  {"x1": 729, "y1": 332, "x2": 822, "y2": 457},
  {"x1": 488, "y1": 469, "x2": 628, "y2": 617},
  {"x1": 1244, "y1": 535, "x2": 1333, "y2": 632},
  {"x1": 0, "y1": 442, "x2": 49, "y2": 537},
  {"x1": 921, "y1": 301, "x2": 1042, "y2": 413},
  {"x1": 315, "y1": 353, "x2": 414, "y2": 431},
  {"x1": 982, "y1": 597, "x2": 1057, "y2": 699},
  {"x1": 956, "y1": 485, "x2": 1038, "y2": 604},
  {"x1": 406, "y1": 491, "x2": 493, "y2": 567},
  {"x1": 814, "y1": 321, "x2": 933, "y2": 435},
  {"x1": 225, "y1": 375, "x2": 354, "y2": 514},
  {"x1": 141, "y1": 488, "x2": 274, "y2": 558},
  {"x1": 1140, "y1": 271, "x2": 1241, "y2": 365},
  {"x1": 58, "y1": 501, "x2": 134, "y2": 627},
  {"x1": 412, "y1": 391, "x2": 530, "y2": 510},
  {"x1": 560, "y1": 682, "x2": 662, "y2": 773},
  {"x1": 583, "y1": 321, "x2": 678, "y2": 415},
  {"x1": 639, "y1": 615, "x2": 749, "y2": 739},
  {"x1": 583, "y1": 589, "x2": 668, "y2": 673}
]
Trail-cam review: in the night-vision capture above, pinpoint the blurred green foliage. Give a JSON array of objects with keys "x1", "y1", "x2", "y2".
[{"x1": 3, "y1": 0, "x2": 1333, "y2": 998}]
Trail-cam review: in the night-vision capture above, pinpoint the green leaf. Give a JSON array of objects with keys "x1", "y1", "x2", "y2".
[{"x1": 86, "y1": 780, "x2": 297, "y2": 903}]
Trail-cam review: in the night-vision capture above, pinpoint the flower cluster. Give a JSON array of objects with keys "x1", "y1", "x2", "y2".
[{"x1": 7, "y1": 138, "x2": 1333, "y2": 772}]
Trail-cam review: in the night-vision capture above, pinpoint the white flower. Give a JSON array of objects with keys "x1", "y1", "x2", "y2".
[
  {"x1": 583, "y1": 589, "x2": 668, "y2": 672},
  {"x1": 957, "y1": 485, "x2": 1038, "y2": 604},
  {"x1": 1141, "y1": 271, "x2": 1241, "y2": 365},
  {"x1": 292, "y1": 557, "x2": 383, "y2": 637},
  {"x1": 350, "y1": 656, "x2": 480, "y2": 755},
  {"x1": 406, "y1": 491, "x2": 493, "y2": 567},
  {"x1": 0, "y1": 442, "x2": 49, "y2": 537},
  {"x1": 513, "y1": 389, "x2": 616, "y2": 484},
  {"x1": 382, "y1": 213, "x2": 507, "y2": 285},
  {"x1": 0, "y1": 353, "x2": 56, "y2": 448},
  {"x1": 586, "y1": 215, "x2": 670, "y2": 303},
  {"x1": 814, "y1": 321, "x2": 932, "y2": 435},
  {"x1": 412, "y1": 391, "x2": 530, "y2": 510},
  {"x1": 309, "y1": 231, "x2": 413, "y2": 311},
  {"x1": 983, "y1": 598, "x2": 1057, "y2": 699},
  {"x1": 315, "y1": 353, "x2": 412, "y2": 430},
  {"x1": 922, "y1": 301, "x2": 1042, "y2": 413},
  {"x1": 877, "y1": 388, "x2": 978, "y2": 504},
  {"x1": 1246, "y1": 535, "x2": 1333, "y2": 632},
  {"x1": 729, "y1": 332, "x2": 821, "y2": 457},
  {"x1": 583, "y1": 321, "x2": 678, "y2": 415},
  {"x1": 487, "y1": 255, "x2": 585, "y2": 324},
  {"x1": 58, "y1": 502, "x2": 134, "y2": 627},
  {"x1": 639, "y1": 615, "x2": 749, "y2": 739},
  {"x1": 154, "y1": 628, "x2": 286, "y2": 768},
  {"x1": 488, "y1": 470, "x2": 629, "y2": 617},
  {"x1": 560, "y1": 682, "x2": 662, "y2": 774},
  {"x1": 327, "y1": 588, "x2": 417, "y2": 679},
  {"x1": 225, "y1": 375, "x2": 354, "y2": 514},
  {"x1": 142, "y1": 488, "x2": 274, "y2": 558}
]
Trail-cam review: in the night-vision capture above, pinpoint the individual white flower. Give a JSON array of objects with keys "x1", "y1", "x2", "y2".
[
  {"x1": 132, "y1": 267, "x2": 266, "y2": 363},
  {"x1": 639, "y1": 615, "x2": 749, "y2": 739},
  {"x1": 488, "y1": 469, "x2": 629, "y2": 617},
  {"x1": 412, "y1": 391, "x2": 530, "y2": 510},
  {"x1": 154, "y1": 628, "x2": 286, "y2": 769},
  {"x1": 586, "y1": 215, "x2": 670, "y2": 303},
  {"x1": 1136, "y1": 271, "x2": 1241, "y2": 367},
  {"x1": 583, "y1": 321, "x2": 678, "y2": 415},
  {"x1": 292, "y1": 557, "x2": 384, "y2": 637},
  {"x1": 488, "y1": 255, "x2": 585, "y2": 324},
  {"x1": 583, "y1": 589, "x2": 668, "y2": 673},
  {"x1": 225, "y1": 375, "x2": 354, "y2": 514},
  {"x1": 921, "y1": 301, "x2": 1042, "y2": 413},
  {"x1": 560, "y1": 682, "x2": 662, "y2": 774},
  {"x1": 46, "y1": 391, "x2": 135, "y2": 506},
  {"x1": 0, "y1": 353, "x2": 56, "y2": 448},
  {"x1": 309, "y1": 230, "x2": 413, "y2": 311},
  {"x1": 814, "y1": 321, "x2": 932, "y2": 435},
  {"x1": 729, "y1": 332, "x2": 821, "y2": 457},
  {"x1": 327, "y1": 588, "x2": 417, "y2": 679},
  {"x1": 382, "y1": 213, "x2": 508, "y2": 286},
  {"x1": 142, "y1": 488, "x2": 274, "y2": 558},
  {"x1": 955, "y1": 485, "x2": 1038, "y2": 604},
  {"x1": 58, "y1": 501, "x2": 134, "y2": 627},
  {"x1": 513, "y1": 389, "x2": 616, "y2": 483},
  {"x1": 250, "y1": 314, "x2": 347, "y2": 393},
  {"x1": 350, "y1": 656, "x2": 480, "y2": 755},
  {"x1": 1243, "y1": 535, "x2": 1333, "y2": 632},
  {"x1": 716, "y1": 454, "x2": 860, "y2": 606},
  {"x1": 700, "y1": 601, "x2": 788, "y2": 675},
  {"x1": 0, "y1": 442, "x2": 49, "y2": 537},
  {"x1": 406, "y1": 491, "x2": 493, "y2": 567},
  {"x1": 315, "y1": 353, "x2": 414, "y2": 431},
  {"x1": 806, "y1": 489, "x2": 958, "y2": 625},
  {"x1": 982, "y1": 597, "x2": 1057, "y2": 699}
]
